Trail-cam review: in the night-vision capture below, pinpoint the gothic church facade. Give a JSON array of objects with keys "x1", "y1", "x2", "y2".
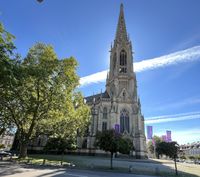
[{"x1": 78, "y1": 4, "x2": 147, "y2": 158}]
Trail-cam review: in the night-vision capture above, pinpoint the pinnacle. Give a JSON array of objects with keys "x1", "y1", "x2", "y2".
[{"x1": 115, "y1": 3, "x2": 128, "y2": 43}]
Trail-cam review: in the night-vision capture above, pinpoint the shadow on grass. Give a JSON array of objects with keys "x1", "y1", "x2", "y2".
[
  {"x1": 29, "y1": 154, "x2": 200, "y2": 177},
  {"x1": 0, "y1": 155, "x2": 199, "y2": 177}
]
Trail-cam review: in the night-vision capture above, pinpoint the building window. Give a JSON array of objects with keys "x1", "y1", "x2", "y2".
[
  {"x1": 119, "y1": 49, "x2": 127, "y2": 73},
  {"x1": 120, "y1": 109, "x2": 129, "y2": 133},
  {"x1": 103, "y1": 107, "x2": 107, "y2": 119},
  {"x1": 102, "y1": 122, "x2": 107, "y2": 131}
]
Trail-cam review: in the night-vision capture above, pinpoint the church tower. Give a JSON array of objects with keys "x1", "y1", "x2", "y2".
[
  {"x1": 79, "y1": 4, "x2": 147, "y2": 159},
  {"x1": 106, "y1": 3, "x2": 136, "y2": 102}
]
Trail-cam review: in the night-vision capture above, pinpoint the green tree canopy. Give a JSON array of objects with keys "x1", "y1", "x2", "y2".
[
  {"x1": 44, "y1": 137, "x2": 76, "y2": 154},
  {"x1": 156, "y1": 141, "x2": 179, "y2": 159},
  {"x1": 0, "y1": 23, "x2": 16, "y2": 136},
  {"x1": 156, "y1": 141, "x2": 180, "y2": 175},
  {"x1": 1, "y1": 41, "x2": 90, "y2": 158},
  {"x1": 95, "y1": 129, "x2": 134, "y2": 169},
  {"x1": 147, "y1": 140, "x2": 154, "y2": 154}
]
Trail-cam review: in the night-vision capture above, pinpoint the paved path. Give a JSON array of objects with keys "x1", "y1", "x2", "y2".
[{"x1": 0, "y1": 162, "x2": 158, "y2": 177}]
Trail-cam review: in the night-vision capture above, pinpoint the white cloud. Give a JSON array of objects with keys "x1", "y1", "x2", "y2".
[
  {"x1": 134, "y1": 45, "x2": 200, "y2": 72},
  {"x1": 80, "y1": 45, "x2": 200, "y2": 86},
  {"x1": 145, "y1": 111, "x2": 200, "y2": 124},
  {"x1": 80, "y1": 70, "x2": 108, "y2": 87}
]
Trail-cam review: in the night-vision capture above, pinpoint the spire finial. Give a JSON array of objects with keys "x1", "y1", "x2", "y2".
[
  {"x1": 115, "y1": 3, "x2": 128, "y2": 43},
  {"x1": 120, "y1": 3, "x2": 123, "y2": 10}
]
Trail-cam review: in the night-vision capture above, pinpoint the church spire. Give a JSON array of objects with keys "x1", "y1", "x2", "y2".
[{"x1": 115, "y1": 3, "x2": 128, "y2": 43}]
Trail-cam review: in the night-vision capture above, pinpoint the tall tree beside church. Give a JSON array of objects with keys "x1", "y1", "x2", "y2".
[
  {"x1": 0, "y1": 41, "x2": 90, "y2": 158},
  {"x1": 0, "y1": 23, "x2": 16, "y2": 136},
  {"x1": 37, "y1": 91, "x2": 90, "y2": 148}
]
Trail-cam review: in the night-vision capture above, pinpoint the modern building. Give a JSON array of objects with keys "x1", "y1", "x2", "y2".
[{"x1": 77, "y1": 4, "x2": 147, "y2": 159}]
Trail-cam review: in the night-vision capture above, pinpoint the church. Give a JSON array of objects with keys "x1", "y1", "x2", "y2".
[{"x1": 78, "y1": 4, "x2": 147, "y2": 159}]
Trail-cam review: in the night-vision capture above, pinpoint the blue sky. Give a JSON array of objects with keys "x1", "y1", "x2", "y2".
[{"x1": 1, "y1": 0, "x2": 200, "y2": 144}]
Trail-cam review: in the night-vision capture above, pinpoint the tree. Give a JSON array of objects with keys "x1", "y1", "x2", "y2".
[
  {"x1": 44, "y1": 137, "x2": 76, "y2": 153},
  {"x1": 44, "y1": 136, "x2": 76, "y2": 165},
  {"x1": 152, "y1": 135, "x2": 162, "y2": 158},
  {"x1": 0, "y1": 23, "x2": 16, "y2": 136},
  {"x1": 95, "y1": 130, "x2": 133, "y2": 169},
  {"x1": 0, "y1": 42, "x2": 90, "y2": 158},
  {"x1": 37, "y1": 92, "x2": 90, "y2": 140},
  {"x1": 156, "y1": 141, "x2": 179, "y2": 175},
  {"x1": 147, "y1": 141, "x2": 154, "y2": 154},
  {"x1": 118, "y1": 137, "x2": 134, "y2": 155}
]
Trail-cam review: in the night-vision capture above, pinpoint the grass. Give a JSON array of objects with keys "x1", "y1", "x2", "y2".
[
  {"x1": 14, "y1": 154, "x2": 200, "y2": 177},
  {"x1": 16, "y1": 155, "x2": 71, "y2": 166}
]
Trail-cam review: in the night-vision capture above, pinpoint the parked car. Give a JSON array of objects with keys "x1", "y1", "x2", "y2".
[
  {"x1": 0, "y1": 151, "x2": 12, "y2": 157},
  {"x1": 194, "y1": 160, "x2": 200, "y2": 165}
]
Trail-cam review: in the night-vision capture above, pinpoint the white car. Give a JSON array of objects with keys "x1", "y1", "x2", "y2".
[{"x1": 0, "y1": 151, "x2": 12, "y2": 157}]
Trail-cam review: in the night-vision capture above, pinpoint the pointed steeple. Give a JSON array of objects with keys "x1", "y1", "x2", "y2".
[{"x1": 115, "y1": 3, "x2": 128, "y2": 43}]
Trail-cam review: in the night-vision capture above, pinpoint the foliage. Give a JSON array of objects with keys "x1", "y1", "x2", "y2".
[
  {"x1": 180, "y1": 155, "x2": 186, "y2": 160},
  {"x1": 95, "y1": 129, "x2": 134, "y2": 169},
  {"x1": 0, "y1": 23, "x2": 15, "y2": 61},
  {"x1": 37, "y1": 92, "x2": 90, "y2": 139},
  {"x1": 188, "y1": 155, "x2": 195, "y2": 160},
  {"x1": 156, "y1": 141, "x2": 180, "y2": 175},
  {"x1": 197, "y1": 155, "x2": 200, "y2": 160},
  {"x1": 153, "y1": 135, "x2": 162, "y2": 146},
  {"x1": 95, "y1": 129, "x2": 121, "y2": 154},
  {"x1": 151, "y1": 136, "x2": 162, "y2": 158},
  {"x1": 147, "y1": 140, "x2": 154, "y2": 154},
  {"x1": 118, "y1": 137, "x2": 134, "y2": 154},
  {"x1": 0, "y1": 144, "x2": 5, "y2": 149},
  {"x1": 156, "y1": 141, "x2": 179, "y2": 159},
  {"x1": 44, "y1": 137, "x2": 76, "y2": 154},
  {"x1": 0, "y1": 23, "x2": 16, "y2": 136},
  {"x1": 0, "y1": 40, "x2": 90, "y2": 158}
]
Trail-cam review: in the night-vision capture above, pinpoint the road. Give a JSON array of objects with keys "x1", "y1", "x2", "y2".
[{"x1": 0, "y1": 162, "x2": 158, "y2": 177}]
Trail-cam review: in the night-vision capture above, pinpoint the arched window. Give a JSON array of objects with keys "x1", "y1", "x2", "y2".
[
  {"x1": 120, "y1": 109, "x2": 129, "y2": 133},
  {"x1": 119, "y1": 50, "x2": 127, "y2": 73},
  {"x1": 102, "y1": 122, "x2": 107, "y2": 131},
  {"x1": 103, "y1": 107, "x2": 107, "y2": 119},
  {"x1": 120, "y1": 50, "x2": 127, "y2": 66}
]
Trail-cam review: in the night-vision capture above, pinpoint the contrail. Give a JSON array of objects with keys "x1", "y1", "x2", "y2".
[
  {"x1": 145, "y1": 111, "x2": 200, "y2": 124},
  {"x1": 80, "y1": 45, "x2": 200, "y2": 86}
]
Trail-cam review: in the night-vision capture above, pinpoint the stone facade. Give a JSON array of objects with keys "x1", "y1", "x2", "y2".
[
  {"x1": 180, "y1": 142, "x2": 200, "y2": 157},
  {"x1": 78, "y1": 4, "x2": 147, "y2": 158},
  {"x1": 0, "y1": 132, "x2": 15, "y2": 150}
]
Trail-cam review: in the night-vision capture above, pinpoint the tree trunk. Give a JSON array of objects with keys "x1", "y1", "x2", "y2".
[
  {"x1": 110, "y1": 152, "x2": 113, "y2": 169},
  {"x1": 61, "y1": 152, "x2": 64, "y2": 165},
  {"x1": 19, "y1": 142, "x2": 28, "y2": 158},
  {"x1": 174, "y1": 157, "x2": 178, "y2": 175},
  {"x1": 11, "y1": 130, "x2": 20, "y2": 151}
]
